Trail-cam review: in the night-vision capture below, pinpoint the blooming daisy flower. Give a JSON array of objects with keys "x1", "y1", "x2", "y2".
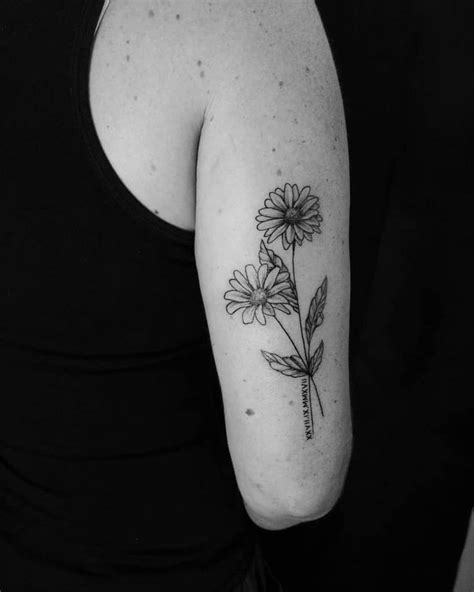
[
  {"x1": 256, "y1": 183, "x2": 322, "y2": 250},
  {"x1": 224, "y1": 263, "x2": 292, "y2": 325}
]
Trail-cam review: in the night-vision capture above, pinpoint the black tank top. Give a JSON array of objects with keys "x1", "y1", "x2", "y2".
[{"x1": 0, "y1": 2, "x2": 256, "y2": 590}]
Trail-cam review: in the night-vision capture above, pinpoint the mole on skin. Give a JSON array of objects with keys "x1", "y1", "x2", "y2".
[
  {"x1": 245, "y1": 409, "x2": 255, "y2": 416},
  {"x1": 148, "y1": 9, "x2": 155, "y2": 18}
]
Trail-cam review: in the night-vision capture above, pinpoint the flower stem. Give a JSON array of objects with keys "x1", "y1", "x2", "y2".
[
  {"x1": 310, "y1": 375, "x2": 324, "y2": 417},
  {"x1": 274, "y1": 316, "x2": 303, "y2": 360},
  {"x1": 292, "y1": 243, "x2": 308, "y2": 363}
]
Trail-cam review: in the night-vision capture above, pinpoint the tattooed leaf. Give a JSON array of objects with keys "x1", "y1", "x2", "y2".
[
  {"x1": 258, "y1": 241, "x2": 299, "y2": 312},
  {"x1": 305, "y1": 276, "x2": 327, "y2": 345},
  {"x1": 309, "y1": 341, "x2": 324, "y2": 376},
  {"x1": 261, "y1": 350, "x2": 308, "y2": 378}
]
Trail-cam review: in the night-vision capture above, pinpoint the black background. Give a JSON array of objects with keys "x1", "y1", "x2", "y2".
[{"x1": 257, "y1": 1, "x2": 474, "y2": 590}]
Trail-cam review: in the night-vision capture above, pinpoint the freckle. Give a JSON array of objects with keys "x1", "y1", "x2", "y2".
[
  {"x1": 278, "y1": 80, "x2": 284, "y2": 88},
  {"x1": 210, "y1": 115, "x2": 214, "y2": 122},
  {"x1": 276, "y1": 169, "x2": 282, "y2": 176},
  {"x1": 200, "y1": 70, "x2": 205, "y2": 78},
  {"x1": 288, "y1": 400, "x2": 294, "y2": 406},
  {"x1": 217, "y1": 208, "x2": 222, "y2": 214},
  {"x1": 148, "y1": 9, "x2": 155, "y2": 18},
  {"x1": 293, "y1": 118, "x2": 298, "y2": 124},
  {"x1": 258, "y1": 22, "x2": 262, "y2": 27},
  {"x1": 126, "y1": 54, "x2": 130, "y2": 61},
  {"x1": 242, "y1": 378, "x2": 247, "y2": 382},
  {"x1": 272, "y1": 115, "x2": 276, "y2": 120},
  {"x1": 342, "y1": 239, "x2": 345, "y2": 245},
  {"x1": 305, "y1": 66, "x2": 311, "y2": 73},
  {"x1": 106, "y1": 125, "x2": 110, "y2": 129},
  {"x1": 176, "y1": 13, "x2": 180, "y2": 20},
  {"x1": 133, "y1": 95, "x2": 138, "y2": 101},
  {"x1": 272, "y1": 147, "x2": 276, "y2": 152},
  {"x1": 153, "y1": 209, "x2": 159, "y2": 215},
  {"x1": 197, "y1": 59, "x2": 202, "y2": 66},
  {"x1": 234, "y1": 75, "x2": 239, "y2": 80},
  {"x1": 126, "y1": 39, "x2": 130, "y2": 45},
  {"x1": 245, "y1": 409, "x2": 255, "y2": 416},
  {"x1": 151, "y1": 163, "x2": 157, "y2": 171}
]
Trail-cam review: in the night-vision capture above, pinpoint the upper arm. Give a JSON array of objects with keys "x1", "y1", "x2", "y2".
[{"x1": 195, "y1": 0, "x2": 351, "y2": 520}]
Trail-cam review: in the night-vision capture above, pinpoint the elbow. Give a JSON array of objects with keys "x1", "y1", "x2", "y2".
[{"x1": 287, "y1": 439, "x2": 352, "y2": 522}]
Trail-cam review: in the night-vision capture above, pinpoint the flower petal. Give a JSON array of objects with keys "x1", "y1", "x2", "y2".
[
  {"x1": 258, "y1": 207, "x2": 285, "y2": 218},
  {"x1": 234, "y1": 269, "x2": 253, "y2": 292},
  {"x1": 267, "y1": 281, "x2": 291, "y2": 296},
  {"x1": 242, "y1": 304, "x2": 257, "y2": 324},
  {"x1": 274, "y1": 187, "x2": 285, "y2": 198},
  {"x1": 230, "y1": 279, "x2": 252, "y2": 294},
  {"x1": 245, "y1": 264, "x2": 259, "y2": 289},
  {"x1": 294, "y1": 185, "x2": 311, "y2": 207},
  {"x1": 224, "y1": 290, "x2": 251, "y2": 303},
  {"x1": 272, "y1": 302, "x2": 291, "y2": 314},
  {"x1": 267, "y1": 293, "x2": 291, "y2": 304},
  {"x1": 258, "y1": 263, "x2": 269, "y2": 287},
  {"x1": 263, "y1": 303, "x2": 275, "y2": 316},
  {"x1": 292, "y1": 184, "x2": 299, "y2": 206},
  {"x1": 284, "y1": 183, "x2": 293, "y2": 207},
  {"x1": 294, "y1": 224, "x2": 305, "y2": 240},
  {"x1": 298, "y1": 220, "x2": 315, "y2": 233},
  {"x1": 264, "y1": 198, "x2": 286, "y2": 212},
  {"x1": 267, "y1": 194, "x2": 286, "y2": 210},
  {"x1": 255, "y1": 304, "x2": 266, "y2": 325},
  {"x1": 256, "y1": 219, "x2": 284, "y2": 230},
  {"x1": 267, "y1": 222, "x2": 288, "y2": 244},
  {"x1": 285, "y1": 224, "x2": 295, "y2": 245},
  {"x1": 263, "y1": 265, "x2": 280, "y2": 290},
  {"x1": 226, "y1": 301, "x2": 250, "y2": 314},
  {"x1": 300, "y1": 197, "x2": 319, "y2": 215}
]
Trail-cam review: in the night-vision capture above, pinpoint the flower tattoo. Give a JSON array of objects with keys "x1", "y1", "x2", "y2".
[
  {"x1": 256, "y1": 183, "x2": 322, "y2": 250},
  {"x1": 224, "y1": 182, "x2": 328, "y2": 440}
]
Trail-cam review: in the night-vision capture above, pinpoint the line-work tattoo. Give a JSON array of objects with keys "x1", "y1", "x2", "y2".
[{"x1": 224, "y1": 183, "x2": 327, "y2": 440}]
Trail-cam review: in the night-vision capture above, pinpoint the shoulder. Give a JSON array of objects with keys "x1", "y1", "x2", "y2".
[{"x1": 105, "y1": 0, "x2": 330, "y2": 85}]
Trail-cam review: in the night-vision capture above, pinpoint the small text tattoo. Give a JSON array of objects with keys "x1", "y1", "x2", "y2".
[{"x1": 224, "y1": 183, "x2": 327, "y2": 440}]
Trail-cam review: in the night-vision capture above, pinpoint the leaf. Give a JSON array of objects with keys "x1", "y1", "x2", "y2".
[
  {"x1": 261, "y1": 350, "x2": 308, "y2": 378},
  {"x1": 309, "y1": 341, "x2": 324, "y2": 376},
  {"x1": 258, "y1": 241, "x2": 299, "y2": 312},
  {"x1": 305, "y1": 277, "x2": 327, "y2": 345}
]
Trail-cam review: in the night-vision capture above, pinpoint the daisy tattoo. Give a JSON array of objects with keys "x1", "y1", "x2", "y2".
[{"x1": 224, "y1": 183, "x2": 327, "y2": 440}]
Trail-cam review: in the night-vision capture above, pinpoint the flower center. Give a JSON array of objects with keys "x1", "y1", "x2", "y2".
[
  {"x1": 284, "y1": 207, "x2": 301, "y2": 224},
  {"x1": 250, "y1": 288, "x2": 267, "y2": 306}
]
